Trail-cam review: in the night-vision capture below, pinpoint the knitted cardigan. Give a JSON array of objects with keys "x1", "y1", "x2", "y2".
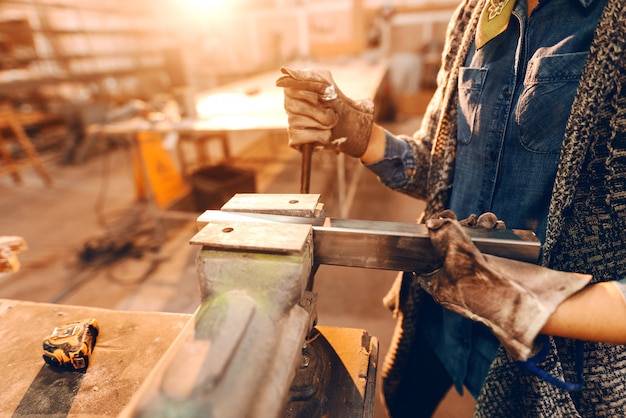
[{"x1": 381, "y1": 0, "x2": 626, "y2": 415}]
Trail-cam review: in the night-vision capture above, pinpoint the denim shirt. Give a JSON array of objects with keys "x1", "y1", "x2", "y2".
[{"x1": 367, "y1": 0, "x2": 605, "y2": 397}]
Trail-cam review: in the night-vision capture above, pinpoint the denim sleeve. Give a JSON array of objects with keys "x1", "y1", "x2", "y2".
[{"x1": 364, "y1": 130, "x2": 416, "y2": 189}]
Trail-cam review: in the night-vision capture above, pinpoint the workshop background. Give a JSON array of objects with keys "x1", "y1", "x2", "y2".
[{"x1": 0, "y1": 0, "x2": 474, "y2": 417}]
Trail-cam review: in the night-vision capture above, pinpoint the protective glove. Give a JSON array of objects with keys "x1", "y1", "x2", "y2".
[
  {"x1": 275, "y1": 67, "x2": 374, "y2": 158},
  {"x1": 458, "y1": 211, "x2": 506, "y2": 229},
  {"x1": 416, "y1": 210, "x2": 592, "y2": 361}
]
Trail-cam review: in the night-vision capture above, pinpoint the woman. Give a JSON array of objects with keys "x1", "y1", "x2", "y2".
[{"x1": 277, "y1": 0, "x2": 626, "y2": 415}]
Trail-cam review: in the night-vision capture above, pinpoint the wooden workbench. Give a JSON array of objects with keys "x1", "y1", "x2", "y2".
[
  {"x1": 0, "y1": 299, "x2": 191, "y2": 417},
  {"x1": 86, "y1": 58, "x2": 388, "y2": 170},
  {"x1": 1, "y1": 298, "x2": 377, "y2": 417},
  {"x1": 87, "y1": 58, "x2": 388, "y2": 136},
  {"x1": 86, "y1": 58, "x2": 389, "y2": 217}
]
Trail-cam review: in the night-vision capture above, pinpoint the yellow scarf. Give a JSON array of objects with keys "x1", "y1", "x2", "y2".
[{"x1": 476, "y1": 0, "x2": 517, "y2": 49}]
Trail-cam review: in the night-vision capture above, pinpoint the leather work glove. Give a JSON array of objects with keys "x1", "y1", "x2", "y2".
[
  {"x1": 275, "y1": 67, "x2": 374, "y2": 158},
  {"x1": 458, "y1": 211, "x2": 506, "y2": 229},
  {"x1": 416, "y1": 210, "x2": 592, "y2": 361}
]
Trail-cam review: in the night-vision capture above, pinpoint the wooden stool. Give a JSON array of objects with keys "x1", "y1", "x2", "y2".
[{"x1": 0, "y1": 105, "x2": 52, "y2": 185}]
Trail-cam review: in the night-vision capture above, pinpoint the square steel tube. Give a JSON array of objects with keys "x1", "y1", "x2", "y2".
[{"x1": 195, "y1": 211, "x2": 540, "y2": 272}]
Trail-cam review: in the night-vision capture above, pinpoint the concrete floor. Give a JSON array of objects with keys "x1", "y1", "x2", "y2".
[{"x1": 0, "y1": 117, "x2": 475, "y2": 417}]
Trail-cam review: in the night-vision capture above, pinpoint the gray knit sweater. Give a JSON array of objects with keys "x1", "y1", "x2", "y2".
[{"x1": 382, "y1": 0, "x2": 626, "y2": 415}]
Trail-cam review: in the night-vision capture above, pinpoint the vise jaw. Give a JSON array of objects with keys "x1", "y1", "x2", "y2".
[{"x1": 122, "y1": 194, "x2": 378, "y2": 418}]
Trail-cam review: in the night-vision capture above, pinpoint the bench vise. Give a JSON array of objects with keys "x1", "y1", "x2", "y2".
[{"x1": 121, "y1": 194, "x2": 540, "y2": 418}]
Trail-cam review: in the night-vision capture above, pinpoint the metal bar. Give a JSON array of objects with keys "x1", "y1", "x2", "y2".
[
  {"x1": 300, "y1": 143, "x2": 313, "y2": 194},
  {"x1": 194, "y1": 211, "x2": 541, "y2": 271}
]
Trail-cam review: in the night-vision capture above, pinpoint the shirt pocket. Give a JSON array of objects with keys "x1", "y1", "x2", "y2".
[
  {"x1": 457, "y1": 67, "x2": 488, "y2": 145},
  {"x1": 516, "y1": 52, "x2": 588, "y2": 154}
]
